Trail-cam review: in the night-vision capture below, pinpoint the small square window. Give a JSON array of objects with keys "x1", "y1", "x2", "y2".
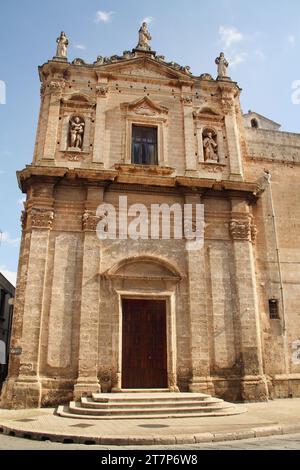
[{"x1": 131, "y1": 125, "x2": 158, "y2": 165}]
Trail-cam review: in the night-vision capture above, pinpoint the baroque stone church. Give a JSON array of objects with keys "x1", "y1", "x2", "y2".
[{"x1": 1, "y1": 24, "x2": 300, "y2": 410}]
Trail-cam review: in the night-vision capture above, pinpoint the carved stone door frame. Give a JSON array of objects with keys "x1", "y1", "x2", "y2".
[{"x1": 112, "y1": 289, "x2": 178, "y2": 392}]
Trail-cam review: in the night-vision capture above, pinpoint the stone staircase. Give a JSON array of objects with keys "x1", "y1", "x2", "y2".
[{"x1": 57, "y1": 391, "x2": 246, "y2": 420}]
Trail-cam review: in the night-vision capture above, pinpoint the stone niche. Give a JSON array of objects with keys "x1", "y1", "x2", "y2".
[
  {"x1": 193, "y1": 106, "x2": 227, "y2": 166},
  {"x1": 59, "y1": 94, "x2": 95, "y2": 162}
]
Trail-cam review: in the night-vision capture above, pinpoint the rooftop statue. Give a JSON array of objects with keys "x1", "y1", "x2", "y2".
[
  {"x1": 136, "y1": 22, "x2": 152, "y2": 51},
  {"x1": 56, "y1": 31, "x2": 69, "y2": 59},
  {"x1": 215, "y1": 52, "x2": 229, "y2": 79}
]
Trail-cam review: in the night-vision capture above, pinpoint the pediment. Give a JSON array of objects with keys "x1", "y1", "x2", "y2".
[
  {"x1": 193, "y1": 106, "x2": 223, "y2": 120},
  {"x1": 121, "y1": 96, "x2": 168, "y2": 117},
  {"x1": 104, "y1": 255, "x2": 182, "y2": 281},
  {"x1": 97, "y1": 56, "x2": 192, "y2": 81},
  {"x1": 62, "y1": 93, "x2": 95, "y2": 108}
]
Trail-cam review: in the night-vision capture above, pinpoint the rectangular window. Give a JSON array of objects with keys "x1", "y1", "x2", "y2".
[
  {"x1": 131, "y1": 125, "x2": 158, "y2": 165},
  {"x1": 269, "y1": 299, "x2": 279, "y2": 320}
]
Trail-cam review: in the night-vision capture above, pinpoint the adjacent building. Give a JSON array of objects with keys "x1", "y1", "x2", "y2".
[{"x1": 0, "y1": 273, "x2": 15, "y2": 390}]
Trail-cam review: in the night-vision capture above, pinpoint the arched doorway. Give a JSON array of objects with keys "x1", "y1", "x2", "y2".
[{"x1": 103, "y1": 255, "x2": 182, "y2": 391}]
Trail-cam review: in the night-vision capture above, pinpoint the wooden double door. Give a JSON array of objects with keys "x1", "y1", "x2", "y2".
[{"x1": 122, "y1": 299, "x2": 168, "y2": 389}]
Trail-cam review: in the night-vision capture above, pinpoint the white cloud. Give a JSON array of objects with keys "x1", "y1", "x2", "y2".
[
  {"x1": 288, "y1": 35, "x2": 296, "y2": 46},
  {"x1": 0, "y1": 231, "x2": 20, "y2": 247},
  {"x1": 229, "y1": 52, "x2": 248, "y2": 69},
  {"x1": 0, "y1": 266, "x2": 17, "y2": 286},
  {"x1": 0, "y1": 170, "x2": 4, "y2": 175},
  {"x1": 142, "y1": 16, "x2": 154, "y2": 24},
  {"x1": 17, "y1": 196, "x2": 26, "y2": 207},
  {"x1": 219, "y1": 26, "x2": 243, "y2": 49},
  {"x1": 95, "y1": 10, "x2": 114, "y2": 23},
  {"x1": 74, "y1": 44, "x2": 86, "y2": 50}
]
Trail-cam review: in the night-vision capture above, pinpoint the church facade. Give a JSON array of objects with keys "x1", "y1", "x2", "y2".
[{"x1": 1, "y1": 25, "x2": 300, "y2": 409}]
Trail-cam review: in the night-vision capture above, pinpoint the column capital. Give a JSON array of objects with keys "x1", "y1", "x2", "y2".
[{"x1": 29, "y1": 208, "x2": 55, "y2": 230}]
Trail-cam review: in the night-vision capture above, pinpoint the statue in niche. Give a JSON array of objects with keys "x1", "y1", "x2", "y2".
[
  {"x1": 69, "y1": 116, "x2": 85, "y2": 150},
  {"x1": 203, "y1": 130, "x2": 219, "y2": 162},
  {"x1": 136, "y1": 22, "x2": 152, "y2": 50},
  {"x1": 56, "y1": 31, "x2": 69, "y2": 58},
  {"x1": 215, "y1": 52, "x2": 229, "y2": 78}
]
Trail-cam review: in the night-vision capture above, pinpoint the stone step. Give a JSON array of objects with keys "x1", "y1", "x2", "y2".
[
  {"x1": 81, "y1": 397, "x2": 224, "y2": 409},
  {"x1": 57, "y1": 405, "x2": 246, "y2": 420},
  {"x1": 92, "y1": 392, "x2": 211, "y2": 403},
  {"x1": 68, "y1": 401, "x2": 234, "y2": 416},
  {"x1": 113, "y1": 389, "x2": 171, "y2": 394},
  {"x1": 57, "y1": 392, "x2": 247, "y2": 420}
]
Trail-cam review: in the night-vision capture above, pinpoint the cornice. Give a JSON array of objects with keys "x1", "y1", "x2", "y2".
[{"x1": 17, "y1": 165, "x2": 260, "y2": 200}]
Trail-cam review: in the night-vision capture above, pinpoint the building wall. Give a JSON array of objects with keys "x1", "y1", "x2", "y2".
[
  {"x1": 244, "y1": 128, "x2": 300, "y2": 397},
  {"x1": 0, "y1": 274, "x2": 15, "y2": 388}
]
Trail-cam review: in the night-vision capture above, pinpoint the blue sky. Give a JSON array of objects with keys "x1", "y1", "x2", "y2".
[{"x1": 0, "y1": 0, "x2": 300, "y2": 285}]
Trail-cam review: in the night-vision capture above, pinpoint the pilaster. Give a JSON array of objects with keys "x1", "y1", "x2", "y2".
[
  {"x1": 42, "y1": 80, "x2": 65, "y2": 160},
  {"x1": 73, "y1": 186, "x2": 103, "y2": 399},
  {"x1": 92, "y1": 78, "x2": 108, "y2": 165},
  {"x1": 219, "y1": 83, "x2": 244, "y2": 180},
  {"x1": 230, "y1": 197, "x2": 268, "y2": 401},
  {"x1": 1, "y1": 199, "x2": 54, "y2": 408},
  {"x1": 185, "y1": 192, "x2": 214, "y2": 395},
  {"x1": 182, "y1": 86, "x2": 197, "y2": 174}
]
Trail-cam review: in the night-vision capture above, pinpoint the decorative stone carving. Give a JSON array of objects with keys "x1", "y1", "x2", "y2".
[
  {"x1": 98, "y1": 366, "x2": 118, "y2": 392},
  {"x1": 136, "y1": 22, "x2": 152, "y2": 51},
  {"x1": 253, "y1": 170, "x2": 271, "y2": 196},
  {"x1": 63, "y1": 152, "x2": 84, "y2": 162},
  {"x1": 251, "y1": 224, "x2": 258, "y2": 244},
  {"x1": 40, "y1": 83, "x2": 46, "y2": 97},
  {"x1": 94, "y1": 55, "x2": 104, "y2": 65},
  {"x1": 199, "y1": 73, "x2": 213, "y2": 81},
  {"x1": 55, "y1": 31, "x2": 69, "y2": 59},
  {"x1": 203, "y1": 129, "x2": 219, "y2": 162},
  {"x1": 166, "y1": 61, "x2": 191, "y2": 74},
  {"x1": 82, "y1": 210, "x2": 107, "y2": 232},
  {"x1": 230, "y1": 219, "x2": 252, "y2": 241},
  {"x1": 19, "y1": 363, "x2": 33, "y2": 373},
  {"x1": 96, "y1": 85, "x2": 108, "y2": 97},
  {"x1": 123, "y1": 50, "x2": 134, "y2": 59},
  {"x1": 181, "y1": 96, "x2": 193, "y2": 105},
  {"x1": 215, "y1": 52, "x2": 229, "y2": 79},
  {"x1": 72, "y1": 58, "x2": 86, "y2": 65},
  {"x1": 49, "y1": 80, "x2": 65, "y2": 94},
  {"x1": 199, "y1": 162, "x2": 225, "y2": 172},
  {"x1": 221, "y1": 90, "x2": 235, "y2": 113},
  {"x1": 30, "y1": 209, "x2": 54, "y2": 230},
  {"x1": 69, "y1": 116, "x2": 85, "y2": 150}
]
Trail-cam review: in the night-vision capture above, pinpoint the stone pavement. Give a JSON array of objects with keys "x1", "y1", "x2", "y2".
[{"x1": 0, "y1": 399, "x2": 300, "y2": 447}]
